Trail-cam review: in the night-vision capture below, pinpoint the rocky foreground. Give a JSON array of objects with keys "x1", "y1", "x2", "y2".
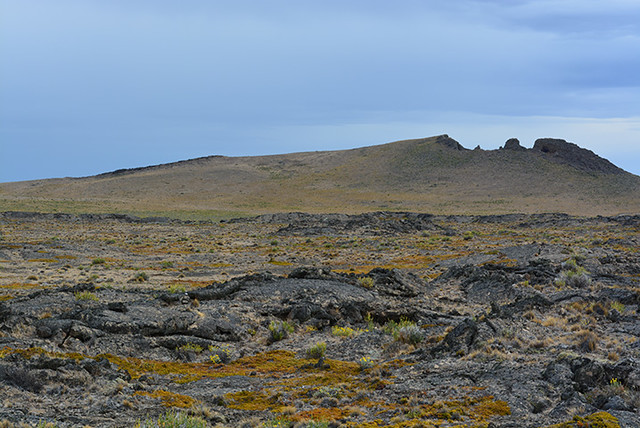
[{"x1": 0, "y1": 211, "x2": 639, "y2": 427}]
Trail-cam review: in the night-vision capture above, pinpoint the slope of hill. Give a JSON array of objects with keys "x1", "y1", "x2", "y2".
[{"x1": 1, "y1": 135, "x2": 639, "y2": 217}]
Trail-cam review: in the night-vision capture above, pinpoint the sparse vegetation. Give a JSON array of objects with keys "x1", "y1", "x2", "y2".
[
  {"x1": 168, "y1": 283, "x2": 187, "y2": 294},
  {"x1": 358, "y1": 356, "x2": 374, "y2": 370},
  {"x1": 1, "y1": 211, "x2": 638, "y2": 427},
  {"x1": 134, "y1": 411, "x2": 207, "y2": 428},
  {"x1": 384, "y1": 318, "x2": 423, "y2": 344},
  {"x1": 132, "y1": 272, "x2": 149, "y2": 282},
  {"x1": 555, "y1": 258, "x2": 591, "y2": 288},
  {"x1": 306, "y1": 341, "x2": 326, "y2": 359},
  {"x1": 358, "y1": 276, "x2": 374, "y2": 288},
  {"x1": 177, "y1": 343, "x2": 203, "y2": 353},
  {"x1": 331, "y1": 325, "x2": 358, "y2": 338},
  {"x1": 268, "y1": 320, "x2": 294, "y2": 342},
  {"x1": 74, "y1": 291, "x2": 98, "y2": 301}
]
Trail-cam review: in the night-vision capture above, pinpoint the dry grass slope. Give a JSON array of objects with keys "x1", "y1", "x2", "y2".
[{"x1": 1, "y1": 135, "x2": 638, "y2": 218}]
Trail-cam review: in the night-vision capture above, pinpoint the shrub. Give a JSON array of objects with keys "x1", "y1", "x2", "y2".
[
  {"x1": 134, "y1": 411, "x2": 207, "y2": 428},
  {"x1": 132, "y1": 272, "x2": 149, "y2": 282},
  {"x1": 261, "y1": 417, "x2": 291, "y2": 428},
  {"x1": 91, "y1": 258, "x2": 105, "y2": 265},
  {"x1": 610, "y1": 301, "x2": 625, "y2": 313},
  {"x1": 209, "y1": 345, "x2": 232, "y2": 363},
  {"x1": 269, "y1": 320, "x2": 294, "y2": 342},
  {"x1": 364, "y1": 312, "x2": 375, "y2": 330},
  {"x1": 555, "y1": 259, "x2": 591, "y2": 288},
  {"x1": 395, "y1": 324, "x2": 424, "y2": 345},
  {"x1": 358, "y1": 277, "x2": 374, "y2": 288},
  {"x1": 75, "y1": 291, "x2": 98, "y2": 301},
  {"x1": 168, "y1": 283, "x2": 187, "y2": 294},
  {"x1": 332, "y1": 325, "x2": 358, "y2": 338},
  {"x1": 301, "y1": 422, "x2": 330, "y2": 428},
  {"x1": 177, "y1": 343, "x2": 203, "y2": 353},
  {"x1": 383, "y1": 318, "x2": 423, "y2": 345},
  {"x1": 306, "y1": 342, "x2": 326, "y2": 359},
  {"x1": 358, "y1": 356, "x2": 374, "y2": 370},
  {"x1": 576, "y1": 330, "x2": 598, "y2": 352}
]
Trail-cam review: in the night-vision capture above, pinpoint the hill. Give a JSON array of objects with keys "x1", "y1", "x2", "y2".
[{"x1": 1, "y1": 135, "x2": 639, "y2": 217}]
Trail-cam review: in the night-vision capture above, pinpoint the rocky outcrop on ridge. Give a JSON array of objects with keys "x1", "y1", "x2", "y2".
[{"x1": 532, "y1": 138, "x2": 624, "y2": 174}]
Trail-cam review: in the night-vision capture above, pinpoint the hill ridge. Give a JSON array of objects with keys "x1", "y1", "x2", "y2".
[{"x1": 1, "y1": 135, "x2": 638, "y2": 217}]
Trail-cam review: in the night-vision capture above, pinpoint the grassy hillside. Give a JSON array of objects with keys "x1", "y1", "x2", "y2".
[{"x1": 1, "y1": 135, "x2": 639, "y2": 218}]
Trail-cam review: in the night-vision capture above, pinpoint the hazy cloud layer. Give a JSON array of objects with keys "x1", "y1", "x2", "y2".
[{"x1": 1, "y1": 0, "x2": 639, "y2": 181}]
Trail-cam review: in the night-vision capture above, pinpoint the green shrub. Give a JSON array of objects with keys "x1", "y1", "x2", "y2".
[
  {"x1": 365, "y1": 312, "x2": 375, "y2": 331},
  {"x1": 269, "y1": 320, "x2": 294, "y2": 342},
  {"x1": 395, "y1": 324, "x2": 424, "y2": 345},
  {"x1": 177, "y1": 343, "x2": 203, "y2": 353},
  {"x1": 132, "y1": 272, "x2": 149, "y2": 282},
  {"x1": 358, "y1": 356, "x2": 374, "y2": 370},
  {"x1": 306, "y1": 342, "x2": 326, "y2": 359},
  {"x1": 301, "y1": 422, "x2": 330, "y2": 428},
  {"x1": 91, "y1": 258, "x2": 106, "y2": 265},
  {"x1": 358, "y1": 277, "x2": 374, "y2": 288},
  {"x1": 168, "y1": 283, "x2": 187, "y2": 294},
  {"x1": 332, "y1": 325, "x2": 358, "y2": 338},
  {"x1": 134, "y1": 411, "x2": 207, "y2": 428},
  {"x1": 209, "y1": 344, "x2": 232, "y2": 363},
  {"x1": 261, "y1": 417, "x2": 291, "y2": 428},
  {"x1": 384, "y1": 318, "x2": 423, "y2": 345},
  {"x1": 555, "y1": 259, "x2": 591, "y2": 288},
  {"x1": 74, "y1": 291, "x2": 98, "y2": 301}
]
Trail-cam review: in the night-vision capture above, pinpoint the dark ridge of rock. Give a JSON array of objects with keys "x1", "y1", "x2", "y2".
[
  {"x1": 502, "y1": 138, "x2": 526, "y2": 151},
  {"x1": 237, "y1": 212, "x2": 451, "y2": 236},
  {"x1": 532, "y1": 138, "x2": 624, "y2": 174},
  {"x1": 434, "y1": 134, "x2": 467, "y2": 151},
  {"x1": 367, "y1": 268, "x2": 427, "y2": 298},
  {"x1": 89, "y1": 155, "x2": 224, "y2": 179},
  {"x1": 0, "y1": 211, "x2": 173, "y2": 224},
  {"x1": 437, "y1": 264, "x2": 521, "y2": 304}
]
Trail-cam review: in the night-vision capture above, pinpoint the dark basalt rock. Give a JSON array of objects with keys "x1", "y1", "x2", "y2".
[
  {"x1": 434, "y1": 134, "x2": 467, "y2": 151},
  {"x1": 502, "y1": 138, "x2": 526, "y2": 151},
  {"x1": 533, "y1": 138, "x2": 623, "y2": 174}
]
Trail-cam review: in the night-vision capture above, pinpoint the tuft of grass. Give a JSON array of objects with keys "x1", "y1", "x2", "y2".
[
  {"x1": 134, "y1": 410, "x2": 207, "y2": 428},
  {"x1": 74, "y1": 291, "x2": 98, "y2": 301},
  {"x1": 177, "y1": 343, "x2": 203, "y2": 353},
  {"x1": 209, "y1": 344, "x2": 232, "y2": 364},
  {"x1": 269, "y1": 320, "x2": 294, "y2": 342},
  {"x1": 358, "y1": 356, "x2": 374, "y2": 370},
  {"x1": 261, "y1": 417, "x2": 291, "y2": 428},
  {"x1": 395, "y1": 324, "x2": 424, "y2": 345},
  {"x1": 91, "y1": 258, "x2": 106, "y2": 265},
  {"x1": 331, "y1": 325, "x2": 358, "y2": 338},
  {"x1": 555, "y1": 259, "x2": 591, "y2": 288},
  {"x1": 358, "y1": 276, "x2": 374, "y2": 288},
  {"x1": 132, "y1": 272, "x2": 149, "y2": 282},
  {"x1": 168, "y1": 283, "x2": 187, "y2": 294},
  {"x1": 306, "y1": 342, "x2": 327, "y2": 359},
  {"x1": 384, "y1": 317, "x2": 423, "y2": 344},
  {"x1": 575, "y1": 329, "x2": 598, "y2": 352}
]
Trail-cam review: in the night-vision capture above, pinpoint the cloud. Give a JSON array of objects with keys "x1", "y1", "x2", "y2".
[{"x1": 1, "y1": 1, "x2": 638, "y2": 181}]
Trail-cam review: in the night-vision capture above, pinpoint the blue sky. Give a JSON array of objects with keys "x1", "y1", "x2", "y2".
[{"x1": 1, "y1": 0, "x2": 639, "y2": 182}]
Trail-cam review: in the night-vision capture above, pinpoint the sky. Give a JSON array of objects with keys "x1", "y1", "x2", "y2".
[{"x1": 1, "y1": 0, "x2": 639, "y2": 182}]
